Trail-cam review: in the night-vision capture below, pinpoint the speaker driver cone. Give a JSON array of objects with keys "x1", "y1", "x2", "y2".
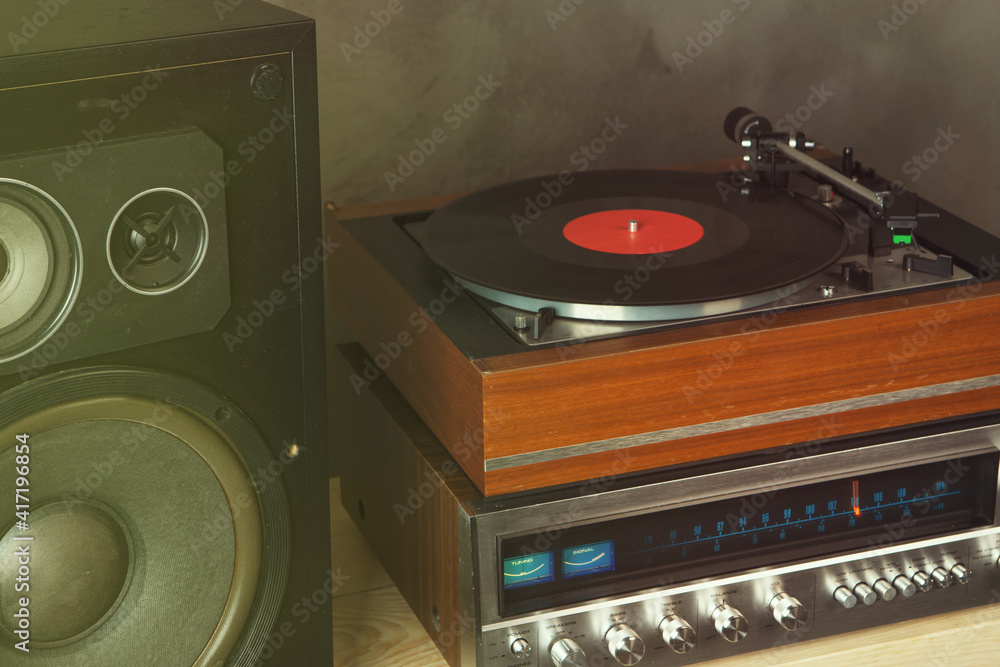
[
  {"x1": 0, "y1": 368, "x2": 291, "y2": 666},
  {"x1": 0, "y1": 179, "x2": 82, "y2": 364},
  {"x1": 107, "y1": 188, "x2": 209, "y2": 294}
]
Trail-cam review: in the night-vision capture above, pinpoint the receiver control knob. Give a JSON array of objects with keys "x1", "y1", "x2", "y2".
[
  {"x1": 893, "y1": 575, "x2": 917, "y2": 598},
  {"x1": 912, "y1": 571, "x2": 933, "y2": 593},
  {"x1": 833, "y1": 586, "x2": 858, "y2": 608},
  {"x1": 854, "y1": 582, "x2": 877, "y2": 606},
  {"x1": 951, "y1": 563, "x2": 970, "y2": 584},
  {"x1": 550, "y1": 638, "x2": 587, "y2": 667},
  {"x1": 712, "y1": 604, "x2": 749, "y2": 643},
  {"x1": 931, "y1": 567, "x2": 953, "y2": 588},
  {"x1": 873, "y1": 578, "x2": 897, "y2": 601},
  {"x1": 510, "y1": 637, "x2": 531, "y2": 659},
  {"x1": 659, "y1": 615, "x2": 696, "y2": 654},
  {"x1": 770, "y1": 592, "x2": 808, "y2": 630},
  {"x1": 605, "y1": 624, "x2": 644, "y2": 665}
]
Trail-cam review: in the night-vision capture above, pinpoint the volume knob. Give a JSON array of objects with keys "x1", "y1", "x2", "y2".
[
  {"x1": 770, "y1": 592, "x2": 808, "y2": 630},
  {"x1": 659, "y1": 614, "x2": 696, "y2": 654},
  {"x1": 712, "y1": 603, "x2": 749, "y2": 643},
  {"x1": 550, "y1": 637, "x2": 587, "y2": 667},
  {"x1": 605, "y1": 624, "x2": 644, "y2": 666}
]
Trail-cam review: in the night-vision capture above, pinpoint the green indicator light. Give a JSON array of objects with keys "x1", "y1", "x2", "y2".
[{"x1": 893, "y1": 234, "x2": 912, "y2": 245}]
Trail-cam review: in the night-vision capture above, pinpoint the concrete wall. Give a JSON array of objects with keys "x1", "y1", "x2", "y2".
[{"x1": 274, "y1": 0, "x2": 997, "y2": 236}]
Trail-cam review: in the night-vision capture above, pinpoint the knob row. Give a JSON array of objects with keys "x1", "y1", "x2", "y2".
[
  {"x1": 545, "y1": 596, "x2": 805, "y2": 665},
  {"x1": 834, "y1": 564, "x2": 969, "y2": 608}
]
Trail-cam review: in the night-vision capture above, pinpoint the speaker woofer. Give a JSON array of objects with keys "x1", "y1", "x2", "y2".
[
  {"x1": 0, "y1": 367, "x2": 291, "y2": 666},
  {"x1": 0, "y1": 179, "x2": 82, "y2": 364}
]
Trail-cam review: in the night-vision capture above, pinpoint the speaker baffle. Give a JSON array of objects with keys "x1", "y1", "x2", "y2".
[
  {"x1": 0, "y1": 179, "x2": 82, "y2": 364},
  {"x1": 107, "y1": 188, "x2": 209, "y2": 294},
  {"x1": 0, "y1": 367, "x2": 291, "y2": 665}
]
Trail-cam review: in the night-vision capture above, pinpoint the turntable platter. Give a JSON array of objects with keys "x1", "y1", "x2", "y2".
[{"x1": 422, "y1": 170, "x2": 849, "y2": 321}]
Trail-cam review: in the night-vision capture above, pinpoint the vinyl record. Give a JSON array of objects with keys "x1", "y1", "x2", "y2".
[{"x1": 422, "y1": 170, "x2": 849, "y2": 321}]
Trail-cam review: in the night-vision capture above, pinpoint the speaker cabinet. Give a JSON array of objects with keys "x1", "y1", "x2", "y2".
[{"x1": 0, "y1": 2, "x2": 331, "y2": 664}]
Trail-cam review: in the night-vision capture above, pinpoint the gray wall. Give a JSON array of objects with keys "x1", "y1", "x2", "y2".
[{"x1": 275, "y1": 0, "x2": 998, "y2": 236}]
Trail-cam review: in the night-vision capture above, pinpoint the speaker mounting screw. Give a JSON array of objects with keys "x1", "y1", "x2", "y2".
[
  {"x1": 215, "y1": 406, "x2": 232, "y2": 423},
  {"x1": 284, "y1": 443, "x2": 301, "y2": 459},
  {"x1": 251, "y1": 63, "x2": 283, "y2": 100}
]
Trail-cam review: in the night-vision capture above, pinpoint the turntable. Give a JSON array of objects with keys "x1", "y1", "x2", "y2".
[{"x1": 328, "y1": 108, "x2": 1000, "y2": 497}]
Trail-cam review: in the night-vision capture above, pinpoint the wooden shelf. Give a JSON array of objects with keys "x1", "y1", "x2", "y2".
[{"x1": 332, "y1": 478, "x2": 1000, "y2": 666}]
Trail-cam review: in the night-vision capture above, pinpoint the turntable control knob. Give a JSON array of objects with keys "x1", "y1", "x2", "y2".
[
  {"x1": 817, "y1": 184, "x2": 834, "y2": 203},
  {"x1": 931, "y1": 567, "x2": 953, "y2": 588},
  {"x1": 510, "y1": 637, "x2": 531, "y2": 659},
  {"x1": 550, "y1": 637, "x2": 587, "y2": 667},
  {"x1": 892, "y1": 575, "x2": 917, "y2": 598},
  {"x1": 833, "y1": 586, "x2": 857, "y2": 608},
  {"x1": 712, "y1": 603, "x2": 749, "y2": 643},
  {"x1": 658, "y1": 614, "x2": 696, "y2": 654},
  {"x1": 912, "y1": 571, "x2": 933, "y2": 592},
  {"x1": 854, "y1": 582, "x2": 877, "y2": 606},
  {"x1": 605, "y1": 624, "x2": 644, "y2": 665},
  {"x1": 951, "y1": 563, "x2": 970, "y2": 584},
  {"x1": 770, "y1": 592, "x2": 808, "y2": 630},
  {"x1": 872, "y1": 578, "x2": 896, "y2": 601}
]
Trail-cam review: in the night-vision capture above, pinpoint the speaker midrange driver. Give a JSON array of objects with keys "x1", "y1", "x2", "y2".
[{"x1": 0, "y1": 179, "x2": 83, "y2": 364}]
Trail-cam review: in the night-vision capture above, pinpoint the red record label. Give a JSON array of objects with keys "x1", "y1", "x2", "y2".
[{"x1": 562, "y1": 209, "x2": 704, "y2": 255}]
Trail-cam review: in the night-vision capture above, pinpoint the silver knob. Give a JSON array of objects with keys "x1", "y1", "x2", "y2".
[
  {"x1": 817, "y1": 184, "x2": 834, "y2": 203},
  {"x1": 712, "y1": 603, "x2": 749, "y2": 643},
  {"x1": 912, "y1": 571, "x2": 933, "y2": 592},
  {"x1": 510, "y1": 637, "x2": 531, "y2": 660},
  {"x1": 605, "y1": 624, "x2": 644, "y2": 665},
  {"x1": 550, "y1": 637, "x2": 587, "y2": 667},
  {"x1": 893, "y1": 575, "x2": 917, "y2": 598},
  {"x1": 833, "y1": 585, "x2": 857, "y2": 608},
  {"x1": 770, "y1": 592, "x2": 808, "y2": 630},
  {"x1": 873, "y1": 578, "x2": 897, "y2": 601},
  {"x1": 951, "y1": 563, "x2": 970, "y2": 585},
  {"x1": 931, "y1": 567, "x2": 953, "y2": 588},
  {"x1": 658, "y1": 614, "x2": 696, "y2": 654},
  {"x1": 854, "y1": 582, "x2": 877, "y2": 606}
]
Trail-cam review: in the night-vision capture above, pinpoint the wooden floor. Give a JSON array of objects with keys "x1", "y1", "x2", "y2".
[{"x1": 331, "y1": 478, "x2": 1000, "y2": 666}]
